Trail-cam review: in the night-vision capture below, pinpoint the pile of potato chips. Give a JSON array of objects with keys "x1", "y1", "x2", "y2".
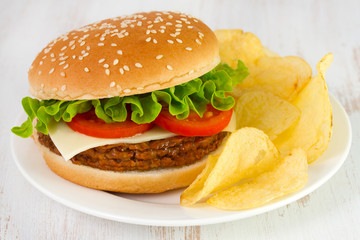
[{"x1": 180, "y1": 29, "x2": 333, "y2": 210}]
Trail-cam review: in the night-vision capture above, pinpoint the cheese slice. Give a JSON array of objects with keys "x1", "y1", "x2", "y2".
[{"x1": 48, "y1": 113, "x2": 237, "y2": 161}]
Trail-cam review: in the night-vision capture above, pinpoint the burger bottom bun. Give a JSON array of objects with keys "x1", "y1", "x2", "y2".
[{"x1": 33, "y1": 130, "x2": 223, "y2": 193}]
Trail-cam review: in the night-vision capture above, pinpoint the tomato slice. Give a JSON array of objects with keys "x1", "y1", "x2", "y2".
[
  {"x1": 154, "y1": 105, "x2": 233, "y2": 136},
  {"x1": 66, "y1": 110, "x2": 153, "y2": 139}
]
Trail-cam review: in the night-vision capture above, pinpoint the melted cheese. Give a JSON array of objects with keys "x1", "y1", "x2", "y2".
[{"x1": 48, "y1": 113, "x2": 236, "y2": 161}]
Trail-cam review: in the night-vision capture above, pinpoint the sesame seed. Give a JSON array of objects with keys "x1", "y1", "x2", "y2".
[
  {"x1": 111, "y1": 43, "x2": 117, "y2": 46},
  {"x1": 80, "y1": 41, "x2": 85, "y2": 46},
  {"x1": 60, "y1": 72, "x2": 66, "y2": 77},
  {"x1": 104, "y1": 64, "x2": 109, "y2": 68},
  {"x1": 61, "y1": 46, "x2": 67, "y2": 51},
  {"x1": 61, "y1": 85, "x2": 66, "y2": 91},
  {"x1": 160, "y1": 26, "x2": 166, "y2": 29},
  {"x1": 123, "y1": 65, "x2": 129, "y2": 71},
  {"x1": 83, "y1": 52, "x2": 89, "y2": 57},
  {"x1": 51, "y1": 58, "x2": 56, "y2": 62},
  {"x1": 117, "y1": 50, "x2": 123, "y2": 55},
  {"x1": 189, "y1": 70, "x2": 194, "y2": 74},
  {"x1": 79, "y1": 56, "x2": 83, "y2": 60},
  {"x1": 176, "y1": 20, "x2": 182, "y2": 23},
  {"x1": 50, "y1": 53, "x2": 55, "y2": 58},
  {"x1": 194, "y1": 19, "x2": 198, "y2": 22},
  {"x1": 159, "y1": 29, "x2": 165, "y2": 33},
  {"x1": 119, "y1": 68, "x2": 124, "y2": 74},
  {"x1": 110, "y1": 81, "x2": 115, "y2": 87},
  {"x1": 137, "y1": 21, "x2": 142, "y2": 26},
  {"x1": 99, "y1": 58, "x2": 105, "y2": 63},
  {"x1": 175, "y1": 24, "x2": 182, "y2": 28},
  {"x1": 95, "y1": 33, "x2": 100, "y2": 37},
  {"x1": 71, "y1": 45, "x2": 76, "y2": 50},
  {"x1": 185, "y1": 47, "x2": 192, "y2": 51},
  {"x1": 167, "y1": 65, "x2": 173, "y2": 70},
  {"x1": 105, "y1": 69, "x2": 110, "y2": 75},
  {"x1": 124, "y1": 89, "x2": 131, "y2": 93},
  {"x1": 39, "y1": 61, "x2": 43, "y2": 65},
  {"x1": 63, "y1": 64, "x2": 69, "y2": 69},
  {"x1": 187, "y1": 26, "x2": 193, "y2": 29},
  {"x1": 175, "y1": 29, "x2": 181, "y2": 32},
  {"x1": 113, "y1": 59, "x2": 119, "y2": 65},
  {"x1": 59, "y1": 61, "x2": 65, "y2": 66},
  {"x1": 146, "y1": 37, "x2": 151, "y2": 42},
  {"x1": 170, "y1": 33, "x2": 176, "y2": 37},
  {"x1": 156, "y1": 55, "x2": 163, "y2": 59},
  {"x1": 176, "y1": 39, "x2": 183, "y2": 43},
  {"x1": 38, "y1": 71, "x2": 42, "y2": 75},
  {"x1": 196, "y1": 39, "x2": 202, "y2": 45},
  {"x1": 86, "y1": 46, "x2": 91, "y2": 50},
  {"x1": 135, "y1": 63, "x2": 142, "y2": 68},
  {"x1": 84, "y1": 67, "x2": 90, "y2": 72},
  {"x1": 42, "y1": 56, "x2": 47, "y2": 59},
  {"x1": 81, "y1": 50, "x2": 86, "y2": 54},
  {"x1": 166, "y1": 22, "x2": 172, "y2": 25},
  {"x1": 168, "y1": 15, "x2": 173, "y2": 19},
  {"x1": 98, "y1": 43, "x2": 104, "y2": 46},
  {"x1": 148, "y1": 24, "x2": 153, "y2": 28},
  {"x1": 100, "y1": 37, "x2": 105, "y2": 41},
  {"x1": 146, "y1": 30, "x2": 151, "y2": 34},
  {"x1": 153, "y1": 39, "x2": 157, "y2": 43},
  {"x1": 124, "y1": 32, "x2": 129, "y2": 36}
]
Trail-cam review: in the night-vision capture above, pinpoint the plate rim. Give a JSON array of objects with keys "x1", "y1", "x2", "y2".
[{"x1": 10, "y1": 94, "x2": 352, "y2": 226}]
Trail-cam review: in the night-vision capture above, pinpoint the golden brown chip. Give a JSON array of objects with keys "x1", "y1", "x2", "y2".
[
  {"x1": 214, "y1": 29, "x2": 266, "y2": 69},
  {"x1": 180, "y1": 127, "x2": 279, "y2": 206},
  {"x1": 274, "y1": 53, "x2": 333, "y2": 163},
  {"x1": 235, "y1": 91, "x2": 300, "y2": 140},
  {"x1": 236, "y1": 56, "x2": 312, "y2": 100},
  {"x1": 207, "y1": 148, "x2": 308, "y2": 210}
]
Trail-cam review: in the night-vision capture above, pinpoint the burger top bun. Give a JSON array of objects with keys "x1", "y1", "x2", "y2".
[{"x1": 28, "y1": 11, "x2": 220, "y2": 100}]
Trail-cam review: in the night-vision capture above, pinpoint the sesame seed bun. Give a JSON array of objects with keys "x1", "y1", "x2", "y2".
[{"x1": 28, "y1": 11, "x2": 220, "y2": 100}]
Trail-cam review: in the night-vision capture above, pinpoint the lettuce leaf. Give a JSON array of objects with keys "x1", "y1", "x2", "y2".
[{"x1": 12, "y1": 61, "x2": 248, "y2": 138}]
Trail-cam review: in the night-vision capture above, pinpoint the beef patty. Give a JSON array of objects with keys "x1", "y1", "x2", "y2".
[{"x1": 38, "y1": 132, "x2": 228, "y2": 172}]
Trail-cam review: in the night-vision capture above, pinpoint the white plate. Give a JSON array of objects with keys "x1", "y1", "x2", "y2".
[{"x1": 11, "y1": 95, "x2": 352, "y2": 226}]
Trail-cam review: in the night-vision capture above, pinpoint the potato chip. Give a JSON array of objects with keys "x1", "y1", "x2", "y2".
[
  {"x1": 207, "y1": 148, "x2": 308, "y2": 210},
  {"x1": 236, "y1": 56, "x2": 312, "y2": 100},
  {"x1": 180, "y1": 127, "x2": 279, "y2": 206},
  {"x1": 214, "y1": 29, "x2": 266, "y2": 69},
  {"x1": 235, "y1": 91, "x2": 300, "y2": 140},
  {"x1": 274, "y1": 54, "x2": 333, "y2": 163},
  {"x1": 262, "y1": 46, "x2": 280, "y2": 57}
]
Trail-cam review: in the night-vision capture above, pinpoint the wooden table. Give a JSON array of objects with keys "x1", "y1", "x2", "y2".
[{"x1": 1, "y1": 0, "x2": 359, "y2": 239}]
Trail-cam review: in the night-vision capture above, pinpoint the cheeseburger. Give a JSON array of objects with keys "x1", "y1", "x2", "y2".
[{"x1": 12, "y1": 11, "x2": 248, "y2": 193}]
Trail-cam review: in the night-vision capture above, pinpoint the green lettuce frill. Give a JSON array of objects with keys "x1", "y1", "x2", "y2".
[{"x1": 12, "y1": 61, "x2": 248, "y2": 138}]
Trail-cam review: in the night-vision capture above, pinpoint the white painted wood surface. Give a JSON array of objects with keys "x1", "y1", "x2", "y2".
[{"x1": 1, "y1": 0, "x2": 359, "y2": 239}]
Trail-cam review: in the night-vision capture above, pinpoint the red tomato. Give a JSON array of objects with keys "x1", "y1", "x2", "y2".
[
  {"x1": 154, "y1": 105, "x2": 233, "y2": 136},
  {"x1": 66, "y1": 110, "x2": 153, "y2": 139}
]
